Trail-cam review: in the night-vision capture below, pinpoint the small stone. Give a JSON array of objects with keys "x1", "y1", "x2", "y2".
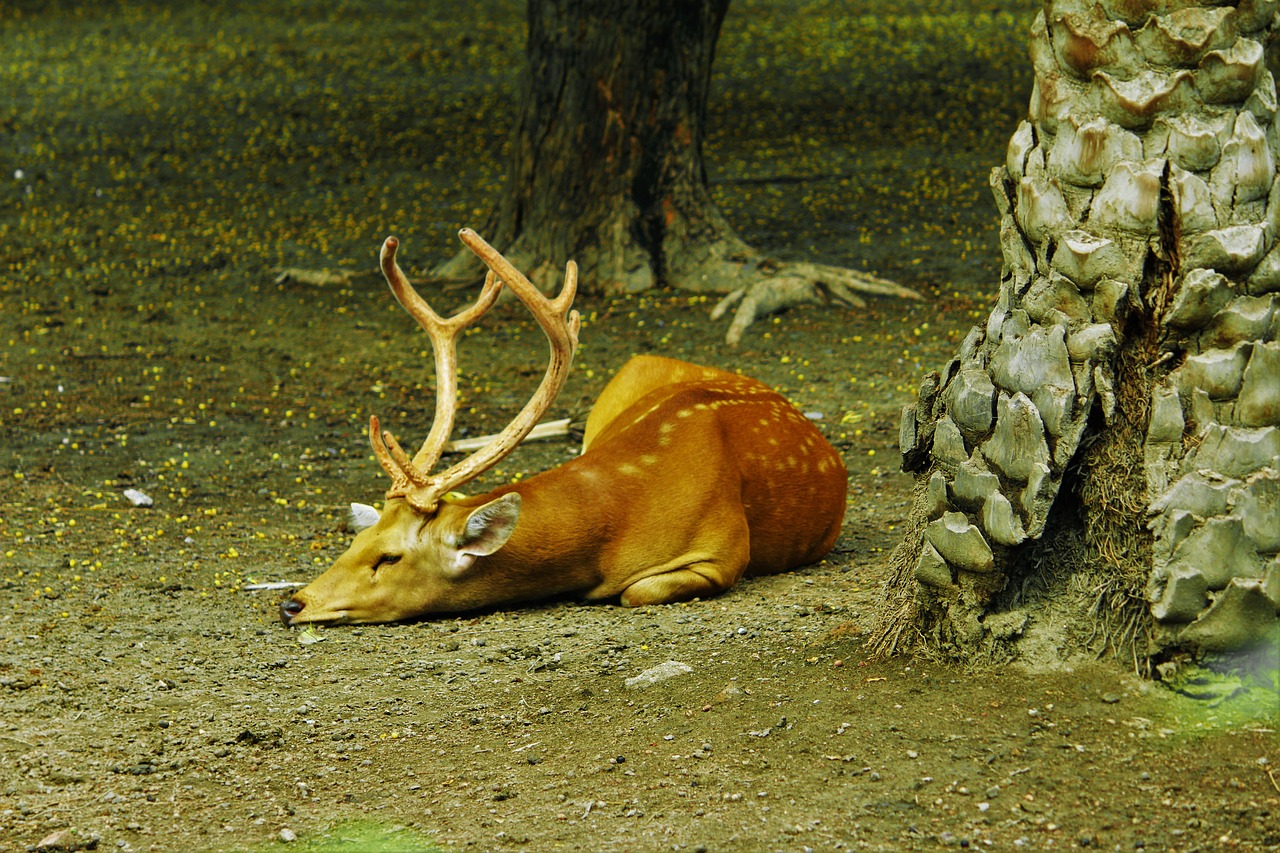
[
  {"x1": 279, "y1": 828, "x2": 298, "y2": 843},
  {"x1": 35, "y1": 832, "x2": 68, "y2": 851},
  {"x1": 714, "y1": 682, "x2": 744, "y2": 703},
  {"x1": 626, "y1": 661, "x2": 692, "y2": 690},
  {"x1": 123, "y1": 488, "x2": 153, "y2": 508}
]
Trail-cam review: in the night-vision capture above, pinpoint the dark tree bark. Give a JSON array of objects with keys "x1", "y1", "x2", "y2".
[
  {"x1": 437, "y1": 0, "x2": 728, "y2": 294},
  {"x1": 435, "y1": 0, "x2": 918, "y2": 342}
]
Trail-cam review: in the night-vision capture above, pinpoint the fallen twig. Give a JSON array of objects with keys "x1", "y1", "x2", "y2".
[{"x1": 445, "y1": 418, "x2": 576, "y2": 453}]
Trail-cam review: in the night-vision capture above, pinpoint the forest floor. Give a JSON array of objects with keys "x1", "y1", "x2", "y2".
[{"x1": 2, "y1": 1, "x2": 1277, "y2": 851}]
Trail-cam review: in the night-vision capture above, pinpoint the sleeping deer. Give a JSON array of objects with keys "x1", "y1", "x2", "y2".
[{"x1": 279, "y1": 229, "x2": 847, "y2": 626}]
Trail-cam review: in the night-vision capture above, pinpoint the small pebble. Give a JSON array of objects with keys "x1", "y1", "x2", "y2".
[
  {"x1": 123, "y1": 488, "x2": 153, "y2": 507},
  {"x1": 279, "y1": 828, "x2": 297, "y2": 843}
]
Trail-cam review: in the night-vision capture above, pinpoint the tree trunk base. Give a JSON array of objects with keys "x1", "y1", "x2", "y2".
[
  {"x1": 869, "y1": 477, "x2": 1153, "y2": 673},
  {"x1": 426, "y1": 220, "x2": 920, "y2": 342}
]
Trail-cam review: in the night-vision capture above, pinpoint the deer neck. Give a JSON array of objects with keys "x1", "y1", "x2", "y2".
[{"x1": 463, "y1": 456, "x2": 621, "y2": 602}]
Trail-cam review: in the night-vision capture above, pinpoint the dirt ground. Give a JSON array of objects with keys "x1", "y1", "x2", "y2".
[{"x1": 2, "y1": 1, "x2": 1278, "y2": 851}]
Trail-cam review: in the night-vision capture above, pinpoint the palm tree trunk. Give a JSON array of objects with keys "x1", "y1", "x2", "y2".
[{"x1": 873, "y1": 0, "x2": 1280, "y2": 670}]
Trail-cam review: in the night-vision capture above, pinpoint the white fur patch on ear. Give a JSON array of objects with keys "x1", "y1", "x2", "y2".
[
  {"x1": 460, "y1": 493, "x2": 521, "y2": 556},
  {"x1": 348, "y1": 502, "x2": 381, "y2": 533}
]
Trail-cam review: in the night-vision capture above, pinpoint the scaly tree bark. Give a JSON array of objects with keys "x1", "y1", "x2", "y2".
[
  {"x1": 432, "y1": 0, "x2": 919, "y2": 343},
  {"x1": 872, "y1": 0, "x2": 1280, "y2": 670}
]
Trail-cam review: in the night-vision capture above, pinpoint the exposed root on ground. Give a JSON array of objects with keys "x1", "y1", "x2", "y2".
[
  {"x1": 274, "y1": 243, "x2": 921, "y2": 345},
  {"x1": 708, "y1": 259, "x2": 922, "y2": 345}
]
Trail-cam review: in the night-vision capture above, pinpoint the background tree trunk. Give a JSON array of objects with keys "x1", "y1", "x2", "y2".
[
  {"x1": 435, "y1": 0, "x2": 734, "y2": 295},
  {"x1": 873, "y1": 0, "x2": 1280, "y2": 671},
  {"x1": 434, "y1": 0, "x2": 918, "y2": 341}
]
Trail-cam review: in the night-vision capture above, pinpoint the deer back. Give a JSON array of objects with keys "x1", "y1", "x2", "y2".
[{"x1": 579, "y1": 356, "x2": 847, "y2": 578}]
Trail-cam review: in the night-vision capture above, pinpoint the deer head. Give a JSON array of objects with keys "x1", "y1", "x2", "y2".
[{"x1": 280, "y1": 229, "x2": 579, "y2": 625}]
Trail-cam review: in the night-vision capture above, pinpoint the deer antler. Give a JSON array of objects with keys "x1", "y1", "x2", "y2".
[{"x1": 370, "y1": 230, "x2": 581, "y2": 513}]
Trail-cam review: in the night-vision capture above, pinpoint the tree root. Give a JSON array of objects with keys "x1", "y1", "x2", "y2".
[
  {"x1": 275, "y1": 249, "x2": 921, "y2": 345},
  {"x1": 708, "y1": 260, "x2": 922, "y2": 345}
]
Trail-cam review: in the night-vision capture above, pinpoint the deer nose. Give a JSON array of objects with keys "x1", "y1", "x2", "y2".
[{"x1": 279, "y1": 598, "x2": 305, "y2": 625}]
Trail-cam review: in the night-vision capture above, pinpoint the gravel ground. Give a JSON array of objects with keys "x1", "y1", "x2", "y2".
[{"x1": 2, "y1": 2, "x2": 1277, "y2": 851}]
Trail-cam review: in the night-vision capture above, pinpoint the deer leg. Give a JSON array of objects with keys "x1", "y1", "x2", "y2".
[{"x1": 619, "y1": 563, "x2": 737, "y2": 606}]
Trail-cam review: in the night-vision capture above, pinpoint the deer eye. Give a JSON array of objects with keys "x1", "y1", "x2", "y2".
[{"x1": 372, "y1": 554, "x2": 402, "y2": 573}]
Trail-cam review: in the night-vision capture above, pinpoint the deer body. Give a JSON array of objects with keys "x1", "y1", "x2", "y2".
[{"x1": 280, "y1": 234, "x2": 846, "y2": 626}]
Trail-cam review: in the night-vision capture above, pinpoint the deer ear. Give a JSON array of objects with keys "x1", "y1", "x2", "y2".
[
  {"x1": 348, "y1": 502, "x2": 381, "y2": 533},
  {"x1": 459, "y1": 493, "x2": 521, "y2": 557}
]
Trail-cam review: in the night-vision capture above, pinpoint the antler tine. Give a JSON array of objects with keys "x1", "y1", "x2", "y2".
[
  {"x1": 402, "y1": 228, "x2": 580, "y2": 508},
  {"x1": 377, "y1": 237, "x2": 503, "y2": 482},
  {"x1": 368, "y1": 415, "x2": 413, "y2": 495}
]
